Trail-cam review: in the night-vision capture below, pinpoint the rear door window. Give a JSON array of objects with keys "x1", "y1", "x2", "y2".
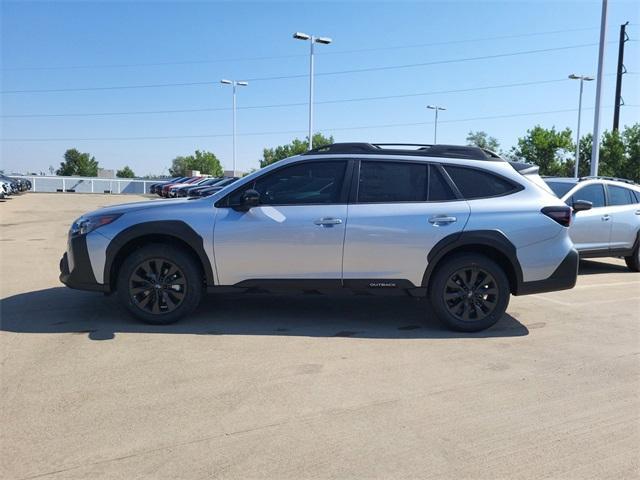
[
  {"x1": 358, "y1": 161, "x2": 428, "y2": 203},
  {"x1": 608, "y1": 185, "x2": 636, "y2": 206},
  {"x1": 357, "y1": 161, "x2": 456, "y2": 203}
]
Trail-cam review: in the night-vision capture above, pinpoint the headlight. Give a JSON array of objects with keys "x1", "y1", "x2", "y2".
[{"x1": 71, "y1": 214, "x2": 122, "y2": 236}]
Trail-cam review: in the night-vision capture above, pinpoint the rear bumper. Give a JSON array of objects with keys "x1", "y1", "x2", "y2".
[
  {"x1": 514, "y1": 248, "x2": 579, "y2": 296},
  {"x1": 59, "y1": 235, "x2": 110, "y2": 293}
]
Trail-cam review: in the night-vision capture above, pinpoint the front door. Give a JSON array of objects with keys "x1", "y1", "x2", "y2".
[
  {"x1": 213, "y1": 159, "x2": 349, "y2": 285},
  {"x1": 569, "y1": 183, "x2": 611, "y2": 251}
]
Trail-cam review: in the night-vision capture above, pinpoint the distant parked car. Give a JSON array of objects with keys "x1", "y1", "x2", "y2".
[
  {"x1": 167, "y1": 177, "x2": 211, "y2": 198},
  {"x1": 149, "y1": 177, "x2": 185, "y2": 195},
  {"x1": 544, "y1": 176, "x2": 640, "y2": 271},
  {"x1": 188, "y1": 177, "x2": 239, "y2": 197},
  {"x1": 160, "y1": 177, "x2": 202, "y2": 197},
  {"x1": 175, "y1": 177, "x2": 223, "y2": 197}
]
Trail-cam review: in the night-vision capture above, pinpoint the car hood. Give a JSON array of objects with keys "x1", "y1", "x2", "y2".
[{"x1": 80, "y1": 197, "x2": 194, "y2": 218}]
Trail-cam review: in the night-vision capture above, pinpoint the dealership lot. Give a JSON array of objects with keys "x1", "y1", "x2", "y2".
[{"x1": 1, "y1": 193, "x2": 639, "y2": 479}]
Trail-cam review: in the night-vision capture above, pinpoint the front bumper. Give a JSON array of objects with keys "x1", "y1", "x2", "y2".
[
  {"x1": 59, "y1": 235, "x2": 110, "y2": 293},
  {"x1": 514, "y1": 248, "x2": 579, "y2": 296}
]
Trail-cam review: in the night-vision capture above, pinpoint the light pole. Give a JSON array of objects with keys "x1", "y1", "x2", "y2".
[
  {"x1": 590, "y1": 0, "x2": 608, "y2": 176},
  {"x1": 426, "y1": 105, "x2": 446, "y2": 144},
  {"x1": 293, "y1": 32, "x2": 332, "y2": 150},
  {"x1": 568, "y1": 74, "x2": 594, "y2": 177},
  {"x1": 220, "y1": 79, "x2": 248, "y2": 174}
]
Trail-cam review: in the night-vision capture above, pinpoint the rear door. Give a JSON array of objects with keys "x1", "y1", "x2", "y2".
[
  {"x1": 567, "y1": 183, "x2": 611, "y2": 251},
  {"x1": 606, "y1": 184, "x2": 640, "y2": 250},
  {"x1": 342, "y1": 160, "x2": 470, "y2": 287}
]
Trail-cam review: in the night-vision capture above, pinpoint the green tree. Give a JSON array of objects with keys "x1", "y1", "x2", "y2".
[
  {"x1": 510, "y1": 126, "x2": 574, "y2": 176},
  {"x1": 598, "y1": 129, "x2": 626, "y2": 178},
  {"x1": 56, "y1": 148, "x2": 99, "y2": 176},
  {"x1": 576, "y1": 133, "x2": 593, "y2": 177},
  {"x1": 466, "y1": 131, "x2": 500, "y2": 152},
  {"x1": 622, "y1": 123, "x2": 640, "y2": 183},
  {"x1": 116, "y1": 166, "x2": 135, "y2": 178},
  {"x1": 260, "y1": 133, "x2": 334, "y2": 168},
  {"x1": 169, "y1": 150, "x2": 223, "y2": 177}
]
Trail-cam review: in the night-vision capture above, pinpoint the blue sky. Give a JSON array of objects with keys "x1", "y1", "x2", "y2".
[{"x1": 1, "y1": 0, "x2": 639, "y2": 176}]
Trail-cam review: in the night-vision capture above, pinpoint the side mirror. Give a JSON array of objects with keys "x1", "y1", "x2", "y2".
[
  {"x1": 233, "y1": 189, "x2": 260, "y2": 211},
  {"x1": 572, "y1": 200, "x2": 593, "y2": 213}
]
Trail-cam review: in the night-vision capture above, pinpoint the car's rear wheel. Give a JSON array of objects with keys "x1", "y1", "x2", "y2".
[
  {"x1": 116, "y1": 244, "x2": 203, "y2": 324},
  {"x1": 624, "y1": 236, "x2": 640, "y2": 272},
  {"x1": 429, "y1": 253, "x2": 510, "y2": 332}
]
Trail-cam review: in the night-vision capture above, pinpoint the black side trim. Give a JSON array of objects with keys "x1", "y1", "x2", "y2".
[
  {"x1": 422, "y1": 230, "x2": 524, "y2": 289},
  {"x1": 234, "y1": 279, "x2": 342, "y2": 289},
  {"x1": 104, "y1": 221, "x2": 215, "y2": 287},
  {"x1": 229, "y1": 278, "x2": 425, "y2": 297},
  {"x1": 579, "y1": 248, "x2": 634, "y2": 258},
  {"x1": 515, "y1": 249, "x2": 578, "y2": 295},
  {"x1": 342, "y1": 279, "x2": 416, "y2": 289}
]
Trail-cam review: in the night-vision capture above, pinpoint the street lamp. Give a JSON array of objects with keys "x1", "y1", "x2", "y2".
[
  {"x1": 568, "y1": 74, "x2": 594, "y2": 177},
  {"x1": 293, "y1": 31, "x2": 332, "y2": 150},
  {"x1": 426, "y1": 105, "x2": 446, "y2": 144},
  {"x1": 220, "y1": 79, "x2": 248, "y2": 174}
]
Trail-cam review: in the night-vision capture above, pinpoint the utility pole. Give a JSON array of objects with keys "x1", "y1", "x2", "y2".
[
  {"x1": 613, "y1": 21, "x2": 629, "y2": 131},
  {"x1": 590, "y1": 0, "x2": 608, "y2": 177}
]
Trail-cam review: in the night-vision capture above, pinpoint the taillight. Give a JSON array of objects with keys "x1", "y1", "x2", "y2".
[{"x1": 541, "y1": 206, "x2": 572, "y2": 227}]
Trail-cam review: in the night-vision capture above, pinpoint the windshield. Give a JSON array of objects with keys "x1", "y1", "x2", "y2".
[{"x1": 544, "y1": 181, "x2": 575, "y2": 198}]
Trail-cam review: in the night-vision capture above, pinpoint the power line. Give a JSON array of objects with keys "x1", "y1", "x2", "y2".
[
  {"x1": 0, "y1": 27, "x2": 600, "y2": 72},
  {"x1": 0, "y1": 42, "x2": 603, "y2": 94},
  {"x1": 3, "y1": 105, "x2": 636, "y2": 142},
  {"x1": 5, "y1": 74, "x2": 636, "y2": 119},
  {"x1": 0, "y1": 78, "x2": 570, "y2": 118}
]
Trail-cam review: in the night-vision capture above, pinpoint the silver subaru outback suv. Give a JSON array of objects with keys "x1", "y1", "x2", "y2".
[{"x1": 60, "y1": 143, "x2": 581, "y2": 332}]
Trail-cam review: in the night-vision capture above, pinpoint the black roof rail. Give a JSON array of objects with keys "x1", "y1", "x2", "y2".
[
  {"x1": 303, "y1": 142, "x2": 504, "y2": 161},
  {"x1": 579, "y1": 176, "x2": 639, "y2": 186}
]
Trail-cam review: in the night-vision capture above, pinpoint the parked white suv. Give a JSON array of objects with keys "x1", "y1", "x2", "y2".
[
  {"x1": 544, "y1": 177, "x2": 640, "y2": 271},
  {"x1": 60, "y1": 143, "x2": 581, "y2": 332}
]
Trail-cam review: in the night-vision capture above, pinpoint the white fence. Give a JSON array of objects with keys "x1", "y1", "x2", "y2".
[{"x1": 13, "y1": 176, "x2": 164, "y2": 195}]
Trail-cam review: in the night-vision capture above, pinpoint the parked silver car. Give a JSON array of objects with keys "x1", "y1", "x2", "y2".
[
  {"x1": 544, "y1": 176, "x2": 640, "y2": 271},
  {"x1": 60, "y1": 143, "x2": 580, "y2": 332}
]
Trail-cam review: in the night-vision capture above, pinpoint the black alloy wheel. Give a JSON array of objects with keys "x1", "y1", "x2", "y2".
[
  {"x1": 429, "y1": 253, "x2": 510, "y2": 332},
  {"x1": 443, "y1": 267, "x2": 498, "y2": 322},
  {"x1": 129, "y1": 258, "x2": 186, "y2": 314},
  {"x1": 117, "y1": 244, "x2": 203, "y2": 324}
]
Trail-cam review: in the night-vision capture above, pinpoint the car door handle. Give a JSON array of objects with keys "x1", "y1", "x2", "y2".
[
  {"x1": 601, "y1": 214, "x2": 611, "y2": 221},
  {"x1": 635, "y1": 210, "x2": 640, "y2": 215},
  {"x1": 428, "y1": 215, "x2": 457, "y2": 225},
  {"x1": 314, "y1": 217, "x2": 343, "y2": 226}
]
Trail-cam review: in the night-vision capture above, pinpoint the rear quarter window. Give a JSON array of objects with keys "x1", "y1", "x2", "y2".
[{"x1": 444, "y1": 166, "x2": 519, "y2": 199}]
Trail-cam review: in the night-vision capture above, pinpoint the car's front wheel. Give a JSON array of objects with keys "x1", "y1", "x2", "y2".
[
  {"x1": 116, "y1": 244, "x2": 203, "y2": 324},
  {"x1": 429, "y1": 253, "x2": 510, "y2": 332}
]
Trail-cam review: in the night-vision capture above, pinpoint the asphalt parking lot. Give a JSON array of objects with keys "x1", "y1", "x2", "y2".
[{"x1": 1, "y1": 193, "x2": 639, "y2": 479}]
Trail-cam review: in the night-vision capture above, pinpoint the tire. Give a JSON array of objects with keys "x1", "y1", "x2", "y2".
[
  {"x1": 429, "y1": 253, "x2": 510, "y2": 332},
  {"x1": 624, "y1": 237, "x2": 640, "y2": 272},
  {"x1": 116, "y1": 244, "x2": 203, "y2": 324}
]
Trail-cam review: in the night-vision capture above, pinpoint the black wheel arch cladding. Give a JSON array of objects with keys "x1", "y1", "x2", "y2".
[
  {"x1": 422, "y1": 230, "x2": 524, "y2": 291},
  {"x1": 104, "y1": 221, "x2": 214, "y2": 288}
]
